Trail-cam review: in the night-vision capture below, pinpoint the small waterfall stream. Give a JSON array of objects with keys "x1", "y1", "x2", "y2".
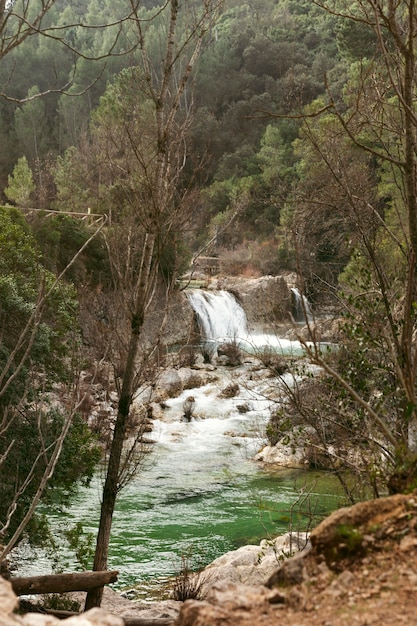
[
  {"x1": 187, "y1": 289, "x2": 248, "y2": 342},
  {"x1": 187, "y1": 289, "x2": 308, "y2": 355},
  {"x1": 291, "y1": 287, "x2": 313, "y2": 323}
]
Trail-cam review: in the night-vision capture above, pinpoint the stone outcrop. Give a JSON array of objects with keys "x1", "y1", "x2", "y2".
[
  {"x1": 174, "y1": 490, "x2": 417, "y2": 626},
  {"x1": 174, "y1": 581, "x2": 284, "y2": 626},
  {"x1": 81, "y1": 273, "x2": 319, "y2": 362},
  {"x1": 203, "y1": 532, "x2": 309, "y2": 588},
  {"x1": 254, "y1": 440, "x2": 308, "y2": 468},
  {"x1": 209, "y1": 275, "x2": 293, "y2": 326},
  {"x1": 80, "y1": 283, "x2": 195, "y2": 354}
]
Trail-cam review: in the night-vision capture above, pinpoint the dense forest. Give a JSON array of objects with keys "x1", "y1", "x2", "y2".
[
  {"x1": 0, "y1": 0, "x2": 387, "y2": 290},
  {"x1": 0, "y1": 0, "x2": 354, "y2": 284},
  {"x1": 2, "y1": 0, "x2": 417, "y2": 599}
]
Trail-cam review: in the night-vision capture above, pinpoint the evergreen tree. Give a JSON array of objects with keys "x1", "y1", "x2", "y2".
[{"x1": 5, "y1": 156, "x2": 35, "y2": 208}]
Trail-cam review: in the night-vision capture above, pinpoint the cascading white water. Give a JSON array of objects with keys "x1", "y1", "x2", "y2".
[
  {"x1": 187, "y1": 289, "x2": 308, "y2": 356},
  {"x1": 187, "y1": 289, "x2": 248, "y2": 342},
  {"x1": 291, "y1": 287, "x2": 313, "y2": 323}
]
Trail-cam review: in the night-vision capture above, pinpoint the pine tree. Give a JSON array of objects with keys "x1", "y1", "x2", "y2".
[{"x1": 5, "y1": 156, "x2": 35, "y2": 208}]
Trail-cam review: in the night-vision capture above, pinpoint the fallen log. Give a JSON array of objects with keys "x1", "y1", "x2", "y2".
[{"x1": 11, "y1": 570, "x2": 119, "y2": 596}]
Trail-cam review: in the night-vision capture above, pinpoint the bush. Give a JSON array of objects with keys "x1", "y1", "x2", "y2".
[{"x1": 171, "y1": 553, "x2": 211, "y2": 601}]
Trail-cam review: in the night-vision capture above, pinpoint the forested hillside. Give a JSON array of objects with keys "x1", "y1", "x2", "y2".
[
  {"x1": 0, "y1": 1, "x2": 390, "y2": 296},
  {"x1": 0, "y1": 0, "x2": 354, "y2": 284}
]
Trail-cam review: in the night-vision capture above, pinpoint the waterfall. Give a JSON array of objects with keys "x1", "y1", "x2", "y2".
[
  {"x1": 187, "y1": 288, "x2": 308, "y2": 356},
  {"x1": 291, "y1": 287, "x2": 313, "y2": 323},
  {"x1": 187, "y1": 290, "x2": 248, "y2": 343}
]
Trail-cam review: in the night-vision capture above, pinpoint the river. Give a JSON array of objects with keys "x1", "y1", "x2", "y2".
[
  {"x1": 14, "y1": 290, "x2": 342, "y2": 600},
  {"x1": 17, "y1": 369, "x2": 342, "y2": 600}
]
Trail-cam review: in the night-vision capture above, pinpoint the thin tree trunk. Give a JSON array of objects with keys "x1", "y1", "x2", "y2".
[{"x1": 85, "y1": 234, "x2": 155, "y2": 610}]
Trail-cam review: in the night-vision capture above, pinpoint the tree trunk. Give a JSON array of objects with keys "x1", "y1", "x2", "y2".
[{"x1": 85, "y1": 234, "x2": 156, "y2": 610}]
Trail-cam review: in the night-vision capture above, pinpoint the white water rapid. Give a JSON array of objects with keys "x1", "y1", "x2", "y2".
[{"x1": 17, "y1": 366, "x2": 326, "y2": 594}]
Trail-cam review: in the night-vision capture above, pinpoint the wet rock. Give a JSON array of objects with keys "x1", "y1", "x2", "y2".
[
  {"x1": 212, "y1": 275, "x2": 291, "y2": 325},
  {"x1": 177, "y1": 368, "x2": 204, "y2": 390},
  {"x1": 254, "y1": 442, "x2": 307, "y2": 468},
  {"x1": 154, "y1": 368, "x2": 182, "y2": 400},
  {"x1": 218, "y1": 382, "x2": 240, "y2": 398},
  {"x1": 217, "y1": 344, "x2": 242, "y2": 367}
]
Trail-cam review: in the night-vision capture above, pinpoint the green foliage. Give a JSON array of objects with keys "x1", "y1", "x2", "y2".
[
  {"x1": 0, "y1": 207, "x2": 79, "y2": 383},
  {"x1": 279, "y1": 22, "x2": 417, "y2": 491},
  {"x1": 336, "y1": 14, "x2": 378, "y2": 61},
  {"x1": 2, "y1": 191, "x2": 111, "y2": 574},
  {"x1": 40, "y1": 594, "x2": 81, "y2": 614},
  {"x1": 14, "y1": 87, "x2": 50, "y2": 161},
  {"x1": 46, "y1": 413, "x2": 101, "y2": 500},
  {"x1": 331, "y1": 524, "x2": 364, "y2": 560},
  {"x1": 158, "y1": 234, "x2": 192, "y2": 282},
  {"x1": 0, "y1": 0, "x2": 348, "y2": 272},
  {"x1": 171, "y1": 549, "x2": 211, "y2": 601},
  {"x1": 53, "y1": 147, "x2": 92, "y2": 213},
  {"x1": 4, "y1": 156, "x2": 35, "y2": 208},
  {"x1": 337, "y1": 249, "x2": 405, "y2": 422},
  {"x1": 62, "y1": 522, "x2": 96, "y2": 570},
  {"x1": 258, "y1": 123, "x2": 297, "y2": 186},
  {"x1": 387, "y1": 453, "x2": 417, "y2": 495},
  {"x1": 0, "y1": 206, "x2": 102, "y2": 549},
  {"x1": 0, "y1": 410, "x2": 101, "y2": 546},
  {"x1": 32, "y1": 213, "x2": 109, "y2": 285}
]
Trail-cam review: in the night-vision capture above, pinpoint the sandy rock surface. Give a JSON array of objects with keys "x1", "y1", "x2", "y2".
[{"x1": 174, "y1": 491, "x2": 417, "y2": 626}]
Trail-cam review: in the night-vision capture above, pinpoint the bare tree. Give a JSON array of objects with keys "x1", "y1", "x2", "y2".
[
  {"x1": 284, "y1": 1, "x2": 417, "y2": 494},
  {"x1": 0, "y1": 0, "x2": 57, "y2": 60},
  {"x1": 84, "y1": 0, "x2": 223, "y2": 609}
]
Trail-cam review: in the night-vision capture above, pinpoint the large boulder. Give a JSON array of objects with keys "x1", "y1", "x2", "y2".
[
  {"x1": 210, "y1": 276, "x2": 292, "y2": 326},
  {"x1": 204, "y1": 532, "x2": 309, "y2": 588},
  {"x1": 154, "y1": 368, "x2": 183, "y2": 400},
  {"x1": 254, "y1": 442, "x2": 307, "y2": 468}
]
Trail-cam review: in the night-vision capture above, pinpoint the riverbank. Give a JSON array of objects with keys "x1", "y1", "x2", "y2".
[
  {"x1": 12, "y1": 346, "x2": 343, "y2": 595},
  {"x1": 175, "y1": 489, "x2": 417, "y2": 626},
  {"x1": 4, "y1": 490, "x2": 417, "y2": 625}
]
